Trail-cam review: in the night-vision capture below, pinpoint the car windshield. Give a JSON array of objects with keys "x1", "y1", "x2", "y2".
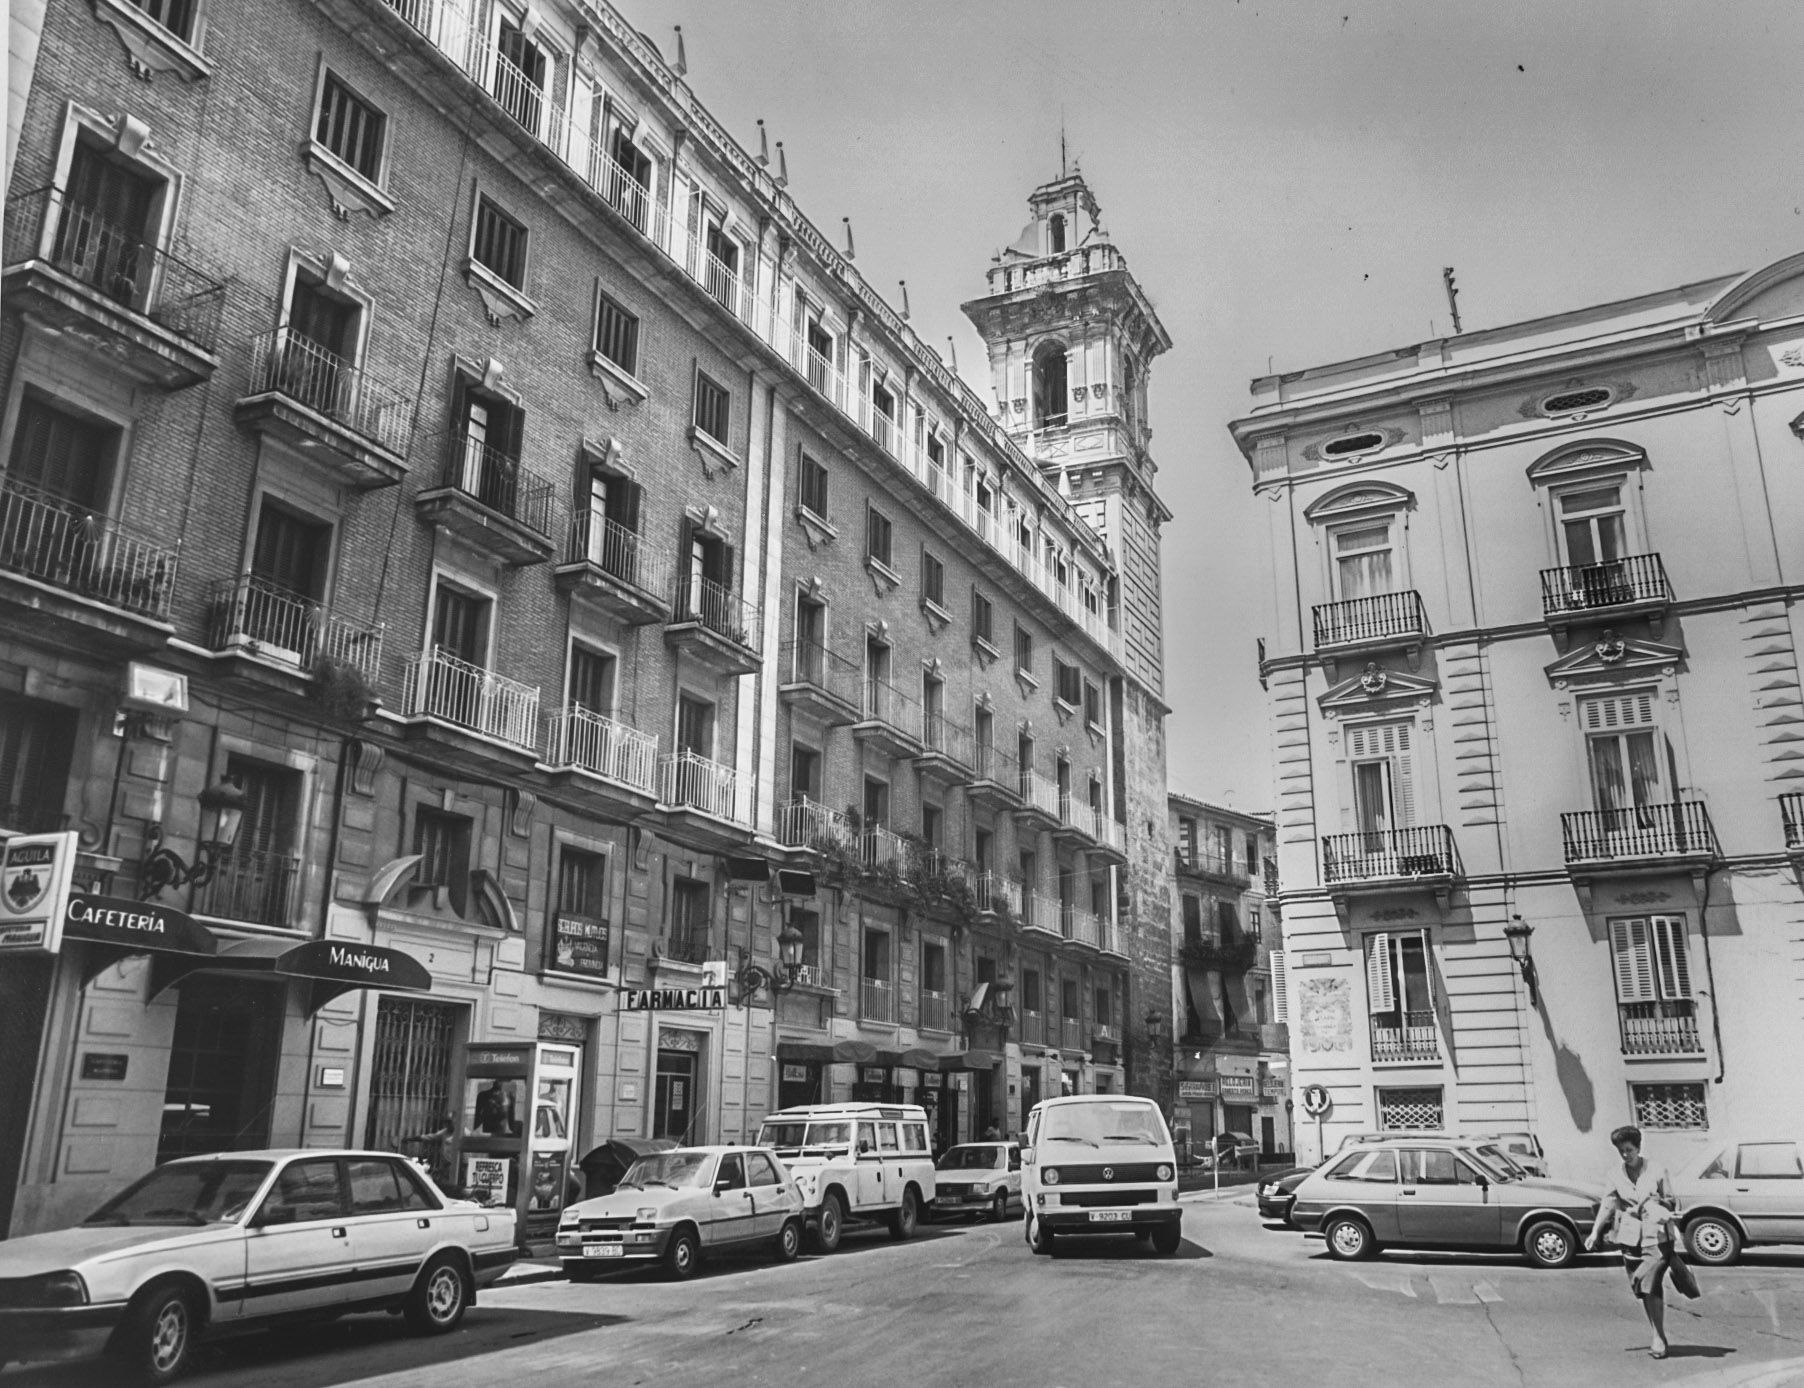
[
  {"x1": 1039, "y1": 1101, "x2": 1168, "y2": 1148},
  {"x1": 1464, "y1": 1146, "x2": 1518, "y2": 1182},
  {"x1": 756, "y1": 1120, "x2": 852, "y2": 1154},
  {"x1": 618, "y1": 1152, "x2": 711, "y2": 1190},
  {"x1": 85, "y1": 1160, "x2": 274, "y2": 1227},
  {"x1": 937, "y1": 1146, "x2": 1003, "y2": 1171}
]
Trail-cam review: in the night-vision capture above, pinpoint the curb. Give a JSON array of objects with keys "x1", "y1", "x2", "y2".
[
  {"x1": 493, "y1": 1261, "x2": 565, "y2": 1288},
  {"x1": 1179, "y1": 1186, "x2": 1256, "y2": 1205}
]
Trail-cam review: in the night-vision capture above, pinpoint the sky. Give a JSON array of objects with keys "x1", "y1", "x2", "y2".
[{"x1": 622, "y1": 0, "x2": 1804, "y2": 810}]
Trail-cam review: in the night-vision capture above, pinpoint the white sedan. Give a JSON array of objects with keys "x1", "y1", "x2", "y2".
[
  {"x1": 931, "y1": 1143, "x2": 1022, "y2": 1222},
  {"x1": 0, "y1": 1149, "x2": 517, "y2": 1382}
]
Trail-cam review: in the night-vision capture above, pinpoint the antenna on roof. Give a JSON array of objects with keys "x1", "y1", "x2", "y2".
[
  {"x1": 1060, "y1": 116, "x2": 1068, "y2": 179},
  {"x1": 1442, "y1": 266, "x2": 1462, "y2": 334},
  {"x1": 672, "y1": 25, "x2": 687, "y2": 77}
]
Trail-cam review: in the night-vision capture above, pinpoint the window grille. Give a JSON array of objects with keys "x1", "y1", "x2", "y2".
[
  {"x1": 1377, "y1": 1087, "x2": 1443, "y2": 1131},
  {"x1": 1632, "y1": 1082, "x2": 1708, "y2": 1131}
]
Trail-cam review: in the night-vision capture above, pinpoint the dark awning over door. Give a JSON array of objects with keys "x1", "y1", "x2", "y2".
[{"x1": 64, "y1": 895, "x2": 217, "y2": 983}]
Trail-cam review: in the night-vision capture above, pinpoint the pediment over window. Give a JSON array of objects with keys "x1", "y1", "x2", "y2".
[
  {"x1": 1302, "y1": 480, "x2": 1413, "y2": 524},
  {"x1": 1318, "y1": 662, "x2": 1438, "y2": 716},
  {"x1": 1545, "y1": 630, "x2": 1682, "y2": 687},
  {"x1": 1526, "y1": 438, "x2": 1647, "y2": 486}
]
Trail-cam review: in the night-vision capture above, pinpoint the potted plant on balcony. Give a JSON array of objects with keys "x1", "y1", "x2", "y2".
[{"x1": 312, "y1": 653, "x2": 379, "y2": 723}]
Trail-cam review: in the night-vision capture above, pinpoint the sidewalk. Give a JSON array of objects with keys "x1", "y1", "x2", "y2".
[{"x1": 494, "y1": 1257, "x2": 565, "y2": 1288}]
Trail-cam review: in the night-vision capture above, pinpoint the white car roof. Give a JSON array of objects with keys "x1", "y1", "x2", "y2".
[{"x1": 764, "y1": 1103, "x2": 926, "y2": 1118}]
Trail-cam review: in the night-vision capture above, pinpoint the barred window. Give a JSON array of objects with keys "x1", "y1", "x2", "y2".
[
  {"x1": 1376, "y1": 1086, "x2": 1443, "y2": 1131},
  {"x1": 315, "y1": 73, "x2": 385, "y2": 182},
  {"x1": 472, "y1": 196, "x2": 527, "y2": 288},
  {"x1": 694, "y1": 371, "x2": 731, "y2": 446},
  {"x1": 593, "y1": 291, "x2": 639, "y2": 375},
  {"x1": 1632, "y1": 1082, "x2": 1708, "y2": 1131}
]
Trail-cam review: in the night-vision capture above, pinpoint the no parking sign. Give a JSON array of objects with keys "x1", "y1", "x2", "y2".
[{"x1": 1300, "y1": 1084, "x2": 1331, "y2": 1116}]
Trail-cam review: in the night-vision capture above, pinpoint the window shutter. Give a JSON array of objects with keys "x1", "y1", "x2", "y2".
[
  {"x1": 1389, "y1": 723, "x2": 1416, "y2": 828},
  {"x1": 1582, "y1": 691, "x2": 1658, "y2": 733},
  {"x1": 1366, "y1": 933, "x2": 1395, "y2": 1012},
  {"x1": 1610, "y1": 918, "x2": 1656, "y2": 1002},
  {"x1": 620, "y1": 479, "x2": 643, "y2": 534},
  {"x1": 1270, "y1": 949, "x2": 1289, "y2": 1024},
  {"x1": 720, "y1": 540, "x2": 737, "y2": 594},
  {"x1": 1652, "y1": 916, "x2": 1693, "y2": 1000}
]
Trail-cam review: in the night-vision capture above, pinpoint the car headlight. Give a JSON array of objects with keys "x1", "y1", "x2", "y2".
[
  {"x1": 636, "y1": 1208, "x2": 660, "y2": 1224},
  {"x1": 1157, "y1": 1165, "x2": 1174, "y2": 1182},
  {"x1": 1258, "y1": 1183, "x2": 1275, "y2": 1197},
  {"x1": 1042, "y1": 1168, "x2": 1060, "y2": 1186},
  {"x1": 0, "y1": 1271, "x2": 88, "y2": 1308}
]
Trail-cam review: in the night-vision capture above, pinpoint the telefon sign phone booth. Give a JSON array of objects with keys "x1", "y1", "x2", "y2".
[{"x1": 458, "y1": 1041, "x2": 581, "y2": 1240}]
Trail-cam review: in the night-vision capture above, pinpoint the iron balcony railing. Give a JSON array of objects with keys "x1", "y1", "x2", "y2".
[
  {"x1": 1058, "y1": 794, "x2": 1106, "y2": 843},
  {"x1": 0, "y1": 479, "x2": 178, "y2": 620},
  {"x1": 1322, "y1": 825, "x2": 1460, "y2": 885},
  {"x1": 1061, "y1": 905, "x2": 1101, "y2": 949},
  {"x1": 403, "y1": 647, "x2": 540, "y2": 751},
  {"x1": 1017, "y1": 1008, "x2": 1045, "y2": 1046},
  {"x1": 1561, "y1": 802, "x2": 1716, "y2": 864},
  {"x1": 919, "y1": 988, "x2": 949, "y2": 1032},
  {"x1": 920, "y1": 712, "x2": 975, "y2": 769},
  {"x1": 1780, "y1": 791, "x2": 1804, "y2": 849},
  {"x1": 1060, "y1": 1018, "x2": 1084, "y2": 1052},
  {"x1": 672, "y1": 574, "x2": 760, "y2": 652},
  {"x1": 973, "y1": 871, "x2": 1023, "y2": 918},
  {"x1": 862, "y1": 675, "x2": 923, "y2": 739},
  {"x1": 972, "y1": 742, "x2": 1019, "y2": 791},
  {"x1": 244, "y1": 326, "x2": 413, "y2": 454},
  {"x1": 1313, "y1": 590, "x2": 1427, "y2": 650},
  {"x1": 6, "y1": 185, "x2": 226, "y2": 349},
  {"x1": 1619, "y1": 1000, "x2": 1702, "y2": 1057},
  {"x1": 1263, "y1": 859, "x2": 1280, "y2": 896},
  {"x1": 1176, "y1": 845, "x2": 1250, "y2": 881},
  {"x1": 545, "y1": 704, "x2": 658, "y2": 794},
  {"x1": 193, "y1": 846, "x2": 300, "y2": 928},
  {"x1": 781, "y1": 639, "x2": 861, "y2": 705},
  {"x1": 1371, "y1": 1011, "x2": 1440, "y2": 1063},
  {"x1": 663, "y1": 928, "x2": 711, "y2": 966},
  {"x1": 1017, "y1": 770, "x2": 1062, "y2": 819},
  {"x1": 659, "y1": 749, "x2": 746, "y2": 825},
  {"x1": 207, "y1": 575, "x2": 384, "y2": 682},
  {"x1": 861, "y1": 826, "x2": 912, "y2": 877},
  {"x1": 860, "y1": 977, "x2": 893, "y2": 1023},
  {"x1": 435, "y1": 433, "x2": 555, "y2": 536},
  {"x1": 777, "y1": 797, "x2": 856, "y2": 851},
  {"x1": 564, "y1": 511, "x2": 672, "y2": 602},
  {"x1": 1540, "y1": 552, "x2": 1670, "y2": 619},
  {"x1": 1022, "y1": 891, "x2": 1062, "y2": 935}
]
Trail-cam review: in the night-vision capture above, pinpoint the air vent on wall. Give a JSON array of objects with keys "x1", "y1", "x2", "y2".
[
  {"x1": 1541, "y1": 386, "x2": 1613, "y2": 416},
  {"x1": 1322, "y1": 430, "x2": 1385, "y2": 457}
]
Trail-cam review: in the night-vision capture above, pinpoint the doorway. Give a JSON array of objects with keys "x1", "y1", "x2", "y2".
[
  {"x1": 1019, "y1": 1066, "x2": 1041, "y2": 1135},
  {"x1": 158, "y1": 976, "x2": 283, "y2": 1163},
  {"x1": 777, "y1": 1059, "x2": 821, "y2": 1111},
  {"x1": 654, "y1": 1040, "x2": 701, "y2": 1142}
]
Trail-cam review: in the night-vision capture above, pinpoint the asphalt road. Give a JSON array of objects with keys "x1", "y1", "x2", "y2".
[{"x1": 11, "y1": 1192, "x2": 1804, "y2": 1388}]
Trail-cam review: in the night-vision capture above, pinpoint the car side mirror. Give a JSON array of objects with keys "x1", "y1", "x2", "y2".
[
  {"x1": 254, "y1": 1206, "x2": 296, "y2": 1228},
  {"x1": 1020, "y1": 1147, "x2": 1035, "y2": 1165},
  {"x1": 1475, "y1": 1175, "x2": 1490, "y2": 1191}
]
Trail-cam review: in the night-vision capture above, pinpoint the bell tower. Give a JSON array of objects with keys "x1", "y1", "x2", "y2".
[{"x1": 962, "y1": 173, "x2": 1177, "y2": 1107}]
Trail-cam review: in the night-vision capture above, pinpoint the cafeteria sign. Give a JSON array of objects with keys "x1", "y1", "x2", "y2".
[{"x1": 623, "y1": 986, "x2": 726, "y2": 1011}]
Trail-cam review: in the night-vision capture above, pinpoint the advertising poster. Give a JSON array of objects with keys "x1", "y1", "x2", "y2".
[{"x1": 463, "y1": 1154, "x2": 511, "y2": 1206}]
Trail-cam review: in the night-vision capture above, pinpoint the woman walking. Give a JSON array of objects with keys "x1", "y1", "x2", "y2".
[{"x1": 1585, "y1": 1124, "x2": 1678, "y2": 1358}]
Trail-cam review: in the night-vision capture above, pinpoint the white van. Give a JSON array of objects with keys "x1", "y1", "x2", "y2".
[
  {"x1": 756, "y1": 1102, "x2": 936, "y2": 1251},
  {"x1": 1021, "y1": 1094, "x2": 1183, "y2": 1255}
]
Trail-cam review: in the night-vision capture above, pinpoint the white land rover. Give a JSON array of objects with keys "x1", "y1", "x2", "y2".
[{"x1": 756, "y1": 1103, "x2": 935, "y2": 1252}]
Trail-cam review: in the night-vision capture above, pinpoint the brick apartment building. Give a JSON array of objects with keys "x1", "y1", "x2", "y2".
[{"x1": 0, "y1": 0, "x2": 1174, "y2": 1236}]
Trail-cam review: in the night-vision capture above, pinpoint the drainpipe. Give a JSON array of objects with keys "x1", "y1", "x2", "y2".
[{"x1": 1697, "y1": 866, "x2": 1726, "y2": 1086}]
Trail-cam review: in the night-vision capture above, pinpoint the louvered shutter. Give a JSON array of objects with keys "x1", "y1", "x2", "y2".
[
  {"x1": 1581, "y1": 690, "x2": 1658, "y2": 733},
  {"x1": 570, "y1": 72, "x2": 594, "y2": 170},
  {"x1": 1651, "y1": 916, "x2": 1693, "y2": 1000},
  {"x1": 620, "y1": 478, "x2": 643, "y2": 535},
  {"x1": 1270, "y1": 950, "x2": 1289, "y2": 1024},
  {"x1": 1389, "y1": 722, "x2": 1415, "y2": 828},
  {"x1": 1610, "y1": 918, "x2": 1656, "y2": 1002},
  {"x1": 1366, "y1": 932, "x2": 1395, "y2": 1012}
]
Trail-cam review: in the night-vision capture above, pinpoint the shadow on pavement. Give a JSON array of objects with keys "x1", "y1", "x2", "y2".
[
  {"x1": 1636, "y1": 1346, "x2": 1734, "y2": 1360},
  {"x1": 1304, "y1": 1247, "x2": 1613, "y2": 1271},
  {"x1": 550, "y1": 1224, "x2": 964, "y2": 1287},
  {"x1": 1049, "y1": 1236, "x2": 1212, "y2": 1262}
]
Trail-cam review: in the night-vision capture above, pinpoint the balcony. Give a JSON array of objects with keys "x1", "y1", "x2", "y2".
[
  {"x1": 1054, "y1": 794, "x2": 1107, "y2": 849},
  {"x1": 1561, "y1": 803, "x2": 1718, "y2": 910},
  {"x1": 973, "y1": 871, "x2": 1023, "y2": 921},
  {"x1": 206, "y1": 576, "x2": 383, "y2": 684},
  {"x1": 1013, "y1": 770, "x2": 1062, "y2": 832},
  {"x1": 664, "y1": 576, "x2": 761, "y2": 676},
  {"x1": 853, "y1": 677, "x2": 924, "y2": 759},
  {"x1": 1175, "y1": 845, "x2": 1252, "y2": 888},
  {"x1": 861, "y1": 826, "x2": 914, "y2": 880},
  {"x1": 915, "y1": 713, "x2": 975, "y2": 783},
  {"x1": 234, "y1": 327, "x2": 412, "y2": 488},
  {"x1": 778, "y1": 640, "x2": 861, "y2": 726},
  {"x1": 414, "y1": 434, "x2": 556, "y2": 565},
  {"x1": 657, "y1": 750, "x2": 751, "y2": 850},
  {"x1": 1619, "y1": 1000, "x2": 1703, "y2": 1057},
  {"x1": 1060, "y1": 1018, "x2": 1085, "y2": 1052},
  {"x1": 1020, "y1": 890, "x2": 1062, "y2": 938},
  {"x1": 1099, "y1": 918, "x2": 1129, "y2": 959},
  {"x1": 1180, "y1": 934, "x2": 1261, "y2": 973},
  {"x1": 660, "y1": 929, "x2": 712, "y2": 967},
  {"x1": 1017, "y1": 1008, "x2": 1046, "y2": 1046},
  {"x1": 919, "y1": 988, "x2": 950, "y2": 1032},
  {"x1": 0, "y1": 480, "x2": 178, "y2": 644},
  {"x1": 967, "y1": 744, "x2": 1022, "y2": 810},
  {"x1": 553, "y1": 512, "x2": 673, "y2": 624},
  {"x1": 1371, "y1": 1011, "x2": 1440, "y2": 1065},
  {"x1": 1312, "y1": 590, "x2": 1427, "y2": 670},
  {"x1": 4, "y1": 186, "x2": 224, "y2": 389},
  {"x1": 1061, "y1": 905, "x2": 1102, "y2": 950},
  {"x1": 1540, "y1": 552, "x2": 1671, "y2": 636},
  {"x1": 860, "y1": 978, "x2": 894, "y2": 1024},
  {"x1": 401, "y1": 647, "x2": 540, "y2": 759},
  {"x1": 543, "y1": 705, "x2": 659, "y2": 816},
  {"x1": 777, "y1": 797, "x2": 857, "y2": 855},
  {"x1": 1322, "y1": 825, "x2": 1461, "y2": 912},
  {"x1": 192, "y1": 847, "x2": 300, "y2": 928}
]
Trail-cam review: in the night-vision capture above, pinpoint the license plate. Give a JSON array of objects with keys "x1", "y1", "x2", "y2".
[
  {"x1": 1088, "y1": 1210, "x2": 1133, "y2": 1223},
  {"x1": 582, "y1": 1244, "x2": 624, "y2": 1258}
]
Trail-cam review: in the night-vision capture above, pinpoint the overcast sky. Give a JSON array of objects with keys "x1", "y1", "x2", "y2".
[{"x1": 624, "y1": 0, "x2": 1804, "y2": 809}]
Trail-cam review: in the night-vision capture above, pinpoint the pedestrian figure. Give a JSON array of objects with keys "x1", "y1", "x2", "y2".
[
  {"x1": 1585, "y1": 1124, "x2": 1679, "y2": 1359},
  {"x1": 983, "y1": 1123, "x2": 1001, "y2": 1141}
]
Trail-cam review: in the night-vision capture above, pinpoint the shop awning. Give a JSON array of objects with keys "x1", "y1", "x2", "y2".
[
  {"x1": 775, "y1": 1041, "x2": 836, "y2": 1064},
  {"x1": 149, "y1": 932, "x2": 431, "y2": 1014},
  {"x1": 940, "y1": 1048, "x2": 1003, "y2": 1071},
  {"x1": 900, "y1": 1047, "x2": 941, "y2": 1071},
  {"x1": 832, "y1": 1038, "x2": 879, "y2": 1064},
  {"x1": 64, "y1": 895, "x2": 217, "y2": 984}
]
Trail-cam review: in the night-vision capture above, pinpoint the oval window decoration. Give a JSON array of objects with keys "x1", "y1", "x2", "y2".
[
  {"x1": 1541, "y1": 386, "x2": 1613, "y2": 416},
  {"x1": 1321, "y1": 430, "x2": 1386, "y2": 458}
]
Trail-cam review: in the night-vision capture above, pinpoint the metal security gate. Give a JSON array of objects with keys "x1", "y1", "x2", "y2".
[{"x1": 365, "y1": 998, "x2": 460, "y2": 1182}]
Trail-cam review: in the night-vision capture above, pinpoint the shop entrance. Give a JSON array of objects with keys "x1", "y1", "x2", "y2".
[
  {"x1": 852, "y1": 1065, "x2": 896, "y2": 1103},
  {"x1": 972, "y1": 1068, "x2": 996, "y2": 1139},
  {"x1": 1262, "y1": 1115, "x2": 1277, "y2": 1154},
  {"x1": 1019, "y1": 1066, "x2": 1041, "y2": 1135},
  {"x1": 653, "y1": 1033, "x2": 702, "y2": 1142},
  {"x1": 157, "y1": 976, "x2": 283, "y2": 1163},
  {"x1": 923, "y1": 1075, "x2": 956, "y2": 1153},
  {"x1": 365, "y1": 998, "x2": 462, "y2": 1186},
  {"x1": 777, "y1": 1060, "x2": 821, "y2": 1111}
]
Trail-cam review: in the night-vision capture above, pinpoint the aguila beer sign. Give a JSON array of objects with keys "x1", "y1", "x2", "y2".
[{"x1": 0, "y1": 832, "x2": 78, "y2": 954}]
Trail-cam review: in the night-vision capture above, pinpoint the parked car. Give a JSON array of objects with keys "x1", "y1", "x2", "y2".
[
  {"x1": 1256, "y1": 1165, "x2": 1316, "y2": 1225},
  {"x1": 932, "y1": 1143, "x2": 1022, "y2": 1222},
  {"x1": 1022, "y1": 1095, "x2": 1183, "y2": 1255},
  {"x1": 1478, "y1": 1131, "x2": 1549, "y2": 1178},
  {"x1": 0, "y1": 1149, "x2": 517, "y2": 1383},
  {"x1": 555, "y1": 1145, "x2": 804, "y2": 1281},
  {"x1": 1198, "y1": 1132, "x2": 1260, "y2": 1170},
  {"x1": 1289, "y1": 1137, "x2": 1598, "y2": 1268},
  {"x1": 1671, "y1": 1137, "x2": 1804, "y2": 1266},
  {"x1": 755, "y1": 1103, "x2": 936, "y2": 1251}
]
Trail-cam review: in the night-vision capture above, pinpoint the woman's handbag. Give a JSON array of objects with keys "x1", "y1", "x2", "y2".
[
  {"x1": 1614, "y1": 1212, "x2": 1644, "y2": 1247},
  {"x1": 1665, "y1": 1242, "x2": 1701, "y2": 1299}
]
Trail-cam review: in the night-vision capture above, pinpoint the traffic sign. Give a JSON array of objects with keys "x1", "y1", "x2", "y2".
[{"x1": 1300, "y1": 1083, "x2": 1331, "y2": 1116}]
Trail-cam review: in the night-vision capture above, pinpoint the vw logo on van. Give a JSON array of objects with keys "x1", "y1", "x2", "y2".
[{"x1": 1103, "y1": 1167, "x2": 1114, "y2": 1181}]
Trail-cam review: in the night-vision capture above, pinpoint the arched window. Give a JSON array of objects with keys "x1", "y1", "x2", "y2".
[
  {"x1": 1048, "y1": 214, "x2": 1066, "y2": 254},
  {"x1": 1033, "y1": 342, "x2": 1068, "y2": 429}
]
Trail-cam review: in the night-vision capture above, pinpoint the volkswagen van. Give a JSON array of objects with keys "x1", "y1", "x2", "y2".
[
  {"x1": 755, "y1": 1103, "x2": 935, "y2": 1251},
  {"x1": 1020, "y1": 1095, "x2": 1183, "y2": 1255}
]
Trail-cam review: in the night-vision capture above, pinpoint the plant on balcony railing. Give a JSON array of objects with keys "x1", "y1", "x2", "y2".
[
  {"x1": 312, "y1": 654, "x2": 379, "y2": 723},
  {"x1": 1179, "y1": 934, "x2": 1261, "y2": 973}
]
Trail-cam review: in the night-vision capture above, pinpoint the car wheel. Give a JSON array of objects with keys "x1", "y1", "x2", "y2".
[
  {"x1": 1686, "y1": 1214, "x2": 1743, "y2": 1266},
  {"x1": 1150, "y1": 1222, "x2": 1183, "y2": 1256},
  {"x1": 564, "y1": 1261, "x2": 606, "y2": 1283},
  {"x1": 114, "y1": 1283, "x2": 198, "y2": 1385},
  {"x1": 989, "y1": 1191, "x2": 1009, "y2": 1224},
  {"x1": 774, "y1": 1218, "x2": 802, "y2": 1263},
  {"x1": 663, "y1": 1226, "x2": 701, "y2": 1280},
  {"x1": 404, "y1": 1255, "x2": 470, "y2": 1335},
  {"x1": 1027, "y1": 1212, "x2": 1055, "y2": 1255},
  {"x1": 1324, "y1": 1215, "x2": 1376, "y2": 1261},
  {"x1": 888, "y1": 1188, "x2": 918, "y2": 1241},
  {"x1": 812, "y1": 1193, "x2": 846, "y2": 1253},
  {"x1": 1522, "y1": 1220, "x2": 1577, "y2": 1269}
]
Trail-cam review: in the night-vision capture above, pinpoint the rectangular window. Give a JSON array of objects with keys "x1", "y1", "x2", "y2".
[
  {"x1": 131, "y1": 0, "x2": 196, "y2": 39},
  {"x1": 472, "y1": 195, "x2": 527, "y2": 289},
  {"x1": 1181, "y1": 894, "x2": 1203, "y2": 948},
  {"x1": 1014, "y1": 622, "x2": 1034, "y2": 675},
  {"x1": 412, "y1": 807, "x2": 471, "y2": 895},
  {"x1": 866, "y1": 505, "x2": 893, "y2": 569},
  {"x1": 1061, "y1": 978, "x2": 1080, "y2": 1021},
  {"x1": 0, "y1": 691, "x2": 76, "y2": 834},
  {"x1": 1346, "y1": 721, "x2": 1414, "y2": 836},
  {"x1": 1610, "y1": 915, "x2": 1701, "y2": 1056},
  {"x1": 1376, "y1": 1086, "x2": 1444, "y2": 1132},
  {"x1": 693, "y1": 370, "x2": 731, "y2": 446},
  {"x1": 668, "y1": 876, "x2": 711, "y2": 963},
  {"x1": 1582, "y1": 691, "x2": 1663, "y2": 814},
  {"x1": 196, "y1": 755, "x2": 301, "y2": 927},
  {"x1": 791, "y1": 907, "x2": 822, "y2": 974},
  {"x1": 556, "y1": 846, "x2": 607, "y2": 918},
  {"x1": 1083, "y1": 681, "x2": 1101, "y2": 728},
  {"x1": 593, "y1": 290, "x2": 639, "y2": 375},
  {"x1": 8, "y1": 391, "x2": 118, "y2": 510},
  {"x1": 863, "y1": 928, "x2": 890, "y2": 982},
  {"x1": 799, "y1": 454, "x2": 829, "y2": 519},
  {"x1": 971, "y1": 590, "x2": 994, "y2": 645},
  {"x1": 1631, "y1": 1082, "x2": 1708, "y2": 1132},
  {"x1": 921, "y1": 550, "x2": 945, "y2": 608},
  {"x1": 863, "y1": 775, "x2": 889, "y2": 830},
  {"x1": 790, "y1": 743, "x2": 819, "y2": 803},
  {"x1": 568, "y1": 645, "x2": 615, "y2": 716},
  {"x1": 1094, "y1": 986, "x2": 1112, "y2": 1033},
  {"x1": 1365, "y1": 931, "x2": 1438, "y2": 1063},
  {"x1": 921, "y1": 801, "x2": 942, "y2": 850},
  {"x1": 429, "y1": 582, "x2": 489, "y2": 665},
  {"x1": 1021, "y1": 968, "x2": 1041, "y2": 1016},
  {"x1": 1559, "y1": 485, "x2": 1628, "y2": 569},
  {"x1": 1054, "y1": 659, "x2": 1082, "y2": 708},
  {"x1": 315, "y1": 73, "x2": 385, "y2": 182},
  {"x1": 1333, "y1": 523, "x2": 1394, "y2": 600}
]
